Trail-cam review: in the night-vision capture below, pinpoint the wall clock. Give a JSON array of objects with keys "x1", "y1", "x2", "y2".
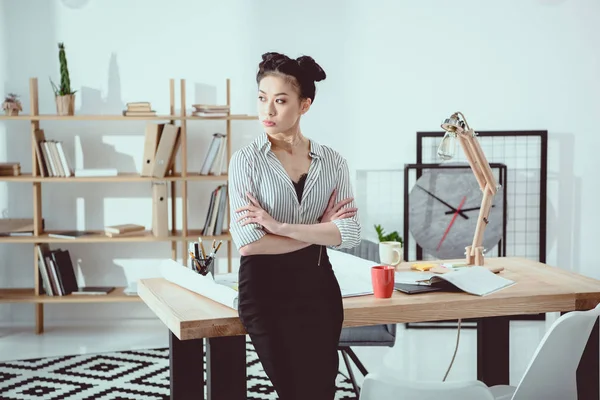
[{"x1": 408, "y1": 165, "x2": 505, "y2": 260}]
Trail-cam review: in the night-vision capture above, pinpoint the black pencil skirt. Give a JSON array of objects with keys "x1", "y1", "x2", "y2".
[{"x1": 238, "y1": 244, "x2": 344, "y2": 400}]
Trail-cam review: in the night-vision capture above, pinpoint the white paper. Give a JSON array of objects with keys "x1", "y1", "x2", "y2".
[
  {"x1": 328, "y1": 250, "x2": 375, "y2": 297},
  {"x1": 159, "y1": 259, "x2": 239, "y2": 309}
]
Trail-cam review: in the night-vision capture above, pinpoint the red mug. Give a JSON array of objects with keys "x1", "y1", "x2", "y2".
[{"x1": 371, "y1": 265, "x2": 395, "y2": 298}]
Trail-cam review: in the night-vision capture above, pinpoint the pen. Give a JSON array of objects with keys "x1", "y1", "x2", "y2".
[
  {"x1": 198, "y1": 238, "x2": 206, "y2": 259},
  {"x1": 189, "y1": 252, "x2": 200, "y2": 272}
]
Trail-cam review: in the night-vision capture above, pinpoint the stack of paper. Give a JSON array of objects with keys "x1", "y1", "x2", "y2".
[
  {"x1": 328, "y1": 250, "x2": 375, "y2": 297},
  {"x1": 159, "y1": 259, "x2": 239, "y2": 310}
]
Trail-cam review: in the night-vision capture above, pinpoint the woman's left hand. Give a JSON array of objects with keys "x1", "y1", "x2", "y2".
[{"x1": 236, "y1": 192, "x2": 282, "y2": 234}]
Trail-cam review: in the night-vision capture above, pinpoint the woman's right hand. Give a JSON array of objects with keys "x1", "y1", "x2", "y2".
[{"x1": 320, "y1": 189, "x2": 357, "y2": 223}]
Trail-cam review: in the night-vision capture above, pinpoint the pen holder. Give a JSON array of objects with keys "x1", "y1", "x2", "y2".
[{"x1": 191, "y1": 256, "x2": 215, "y2": 276}]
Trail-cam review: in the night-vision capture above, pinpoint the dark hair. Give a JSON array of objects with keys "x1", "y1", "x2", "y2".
[{"x1": 256, "y1": 52, "x2": 326, "y2": 103}]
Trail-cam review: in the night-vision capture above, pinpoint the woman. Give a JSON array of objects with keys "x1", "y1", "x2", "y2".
[{"x1": 228, "y1": 51, "x2": 361, "y2": 400}]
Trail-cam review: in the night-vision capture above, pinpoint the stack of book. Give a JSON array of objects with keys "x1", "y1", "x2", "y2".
[
  {"x1": 191, "y1": 104, "x2": 230, "y2": 117},
  {"x1": 0, "y1": 162, "x2": 20, "y2": 176},
  {"x1": 199, "y1": 132, "x2": 227, "y2": 176},
  {"x1": 104, "y1": 224, "x2": 145, "y2": 237},
  {"x1": 0, "y1": 218, "x2": 43, "y2": 236},
  {"x1": 32, "y1": 129, "x2": 73, "y2": 177},
  {"x1": 123, "y1": 102, "x2": 156, "y2": 117},
  {"x1": 36, "y1": 244, "x2": 114, "y2": 296},
  {"x1": 202, "y1": 184, "x2": 228, "y2": 236}
]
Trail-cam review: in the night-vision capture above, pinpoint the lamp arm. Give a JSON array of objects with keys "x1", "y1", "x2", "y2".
[
  {"x1": 458, "y1": 129, "x2": 498, "y2": 195},
  {"x1": 456, "y1": 111, "x2": 471, "y2": 130},
  {"x1": 456, "y1": 127, "x2": 499, "y2": 266}
]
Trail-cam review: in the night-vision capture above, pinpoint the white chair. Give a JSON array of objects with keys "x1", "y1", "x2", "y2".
[{"x1": 359, "y1": 303, "x2": 600, "y2": 400}]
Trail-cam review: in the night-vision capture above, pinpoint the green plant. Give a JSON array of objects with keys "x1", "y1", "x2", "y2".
[
  {"x1": 50, "y1": 42, "x2": 76, "y2": 96},
  {"x1": 374, "y1": 224, "x2": 403, "y2": 245}
]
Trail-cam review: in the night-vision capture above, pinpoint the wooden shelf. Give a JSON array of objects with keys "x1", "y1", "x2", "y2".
[
  {"x1": 0, "y1": 114, "x2": 257, "y2": 121},
  {"x1": 0, "y1": 172, "x2": 228, "y2": 183},
  {"x1": 3, "y1": 77, "x2": 239, "y2": 334},
  {"x1": 0, "y1": 287, "x2": 140, "y2": 304},
  {"x1": 0, "y1": 230, "x2": 231, "y2": 243}
]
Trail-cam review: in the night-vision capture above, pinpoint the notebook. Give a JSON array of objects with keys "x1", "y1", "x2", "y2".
[{"x1": 417, "y1": 266, "x2": 515, "y2": 296}]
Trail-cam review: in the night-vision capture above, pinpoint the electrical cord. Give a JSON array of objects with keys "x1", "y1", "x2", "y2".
[{"x1": 442, "y1": 318, "x2": 462, "y2": 381}]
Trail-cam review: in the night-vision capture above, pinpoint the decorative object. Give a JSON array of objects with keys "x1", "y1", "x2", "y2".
[
  {"x1": 50, "y1": 42, "x2": 76, "y2": 116},
  {"x1": 2, "y1": 93, "x2": 22, "y2": 116},
  {"x1": 0, "y1": 340, "x2": 357, "y2": 399}
]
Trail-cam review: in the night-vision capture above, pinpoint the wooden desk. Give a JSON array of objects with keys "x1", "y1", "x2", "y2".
[{"x1": 138, "y1": 257, "x2": 600, "y2": 400}]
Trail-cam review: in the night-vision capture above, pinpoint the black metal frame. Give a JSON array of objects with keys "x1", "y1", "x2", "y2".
[{"x1": 416, "y1": 130, "x2": 548, "y2": 264}]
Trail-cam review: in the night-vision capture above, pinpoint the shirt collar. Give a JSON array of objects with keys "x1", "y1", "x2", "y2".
[{"x1": 254, "y1": 132, "x2": 323, "y2": 159}]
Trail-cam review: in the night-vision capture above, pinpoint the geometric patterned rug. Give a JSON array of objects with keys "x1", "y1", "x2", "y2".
[{"x1": 0, "y1": 337, "x2": 358, "y2": 399}]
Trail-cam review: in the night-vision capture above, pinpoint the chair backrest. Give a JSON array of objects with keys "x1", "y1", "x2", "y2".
[
  {"x1": 359, "y1": 373, "x2": 495, "y2": 400},
  {"x1": 511, "y1": 303, "x2": 600, "y2": 400}
]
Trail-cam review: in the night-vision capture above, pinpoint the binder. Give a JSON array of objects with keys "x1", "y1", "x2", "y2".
[
  {"x1": 152, "y1": 181, "x2": 169, "y2": 237},
  {"x1": 141, "y1": 123, "x2": 165, "y2": 176},
  {"x1": 152, "y1": 124, "x2": 180, "y2": 178}
]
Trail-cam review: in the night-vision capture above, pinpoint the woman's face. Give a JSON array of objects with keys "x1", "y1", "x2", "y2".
[{"x1": 257, "y1": 74, "x2": 310, "y2": 135}]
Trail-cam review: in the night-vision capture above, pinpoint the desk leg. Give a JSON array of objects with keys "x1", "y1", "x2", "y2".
[
  {"x1": 477, "y1": 316, "x2": 510, "y2": 386},
  {"x1": 169, "y1": 332, "x2": 205, "y2": 400},
  {"x1": 206, "y1": 335, "x2": 246, "y2": 400},
  {"x1": 577, "y1": 318, "x2": 599, "y2": 400}
]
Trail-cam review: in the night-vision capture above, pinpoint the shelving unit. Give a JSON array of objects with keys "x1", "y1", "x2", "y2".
[{"x1": 0, "y1": 77, "x2": 257, "y2": 334}]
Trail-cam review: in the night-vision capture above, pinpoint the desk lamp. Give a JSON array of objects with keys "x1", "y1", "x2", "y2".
[{"x1": 437, "y1": 112, "x2": 499, "y2": 266}]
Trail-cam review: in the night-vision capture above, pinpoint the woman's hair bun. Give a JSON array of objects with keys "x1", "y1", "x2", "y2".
[
  {"x1": 296, "y1": 55, "x2": 326, "y2": 82},
  {"x1": 261, "y1": 52, "x2": 291, "y2": 70},
  {"x1": 256, "y1": 52, "x2": 325, "y2": 103}
]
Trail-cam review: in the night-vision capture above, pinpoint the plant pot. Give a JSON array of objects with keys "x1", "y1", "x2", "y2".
[
  {"x1": 4, "y1": 108, "x2": 19, "y2": 116},
  {"x1": 55, "y1": 94, "x2": 75, "y2": 116}
]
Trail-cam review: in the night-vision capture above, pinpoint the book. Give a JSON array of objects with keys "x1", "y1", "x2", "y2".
[
  {"x1": 48, "y1": 231, "x2": 93, "y2": 239},
  {"x1": 71, "y1": 286, "x2": 115, "y2": 295},
  {"x1": 415, "y1": 266, "x2": 515, "y2": 296},
  {"x1": 104, "y1": 224, "x2": 145, "y2": 234}
]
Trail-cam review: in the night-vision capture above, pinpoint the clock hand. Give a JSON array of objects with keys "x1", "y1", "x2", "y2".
[
  {"x1": 416, "y1": 184, "x2": 469, "y2": 220},
  {"x1": 436, "y1": 195, "x2": 467, "y2": 251},
  {"x1": 443, "y1": 205, "x2": 496, "y2": 215}
]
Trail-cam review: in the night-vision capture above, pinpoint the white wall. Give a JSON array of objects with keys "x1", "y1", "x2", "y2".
[{"x1": 1, "y1": 0, "x2": 599, "y2": 324}]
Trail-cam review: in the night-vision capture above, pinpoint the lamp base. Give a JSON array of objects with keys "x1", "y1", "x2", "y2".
[{"x1": 465, "y1": 246, "x2": 485, "y2": 266}]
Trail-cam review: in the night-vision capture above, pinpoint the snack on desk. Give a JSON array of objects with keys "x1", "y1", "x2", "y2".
[{"x1": 411, "y1": 263, "x2": 437, "y2": 271}]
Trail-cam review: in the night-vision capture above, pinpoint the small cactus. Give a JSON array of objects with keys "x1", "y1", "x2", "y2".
[{"x1": 50, "y1": 42, "x2": 76, "y2": 96}]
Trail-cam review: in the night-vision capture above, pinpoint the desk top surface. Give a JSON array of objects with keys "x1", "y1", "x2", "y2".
[{"x1": 138, "y1": 257, "x2": 600, "y2": 340}]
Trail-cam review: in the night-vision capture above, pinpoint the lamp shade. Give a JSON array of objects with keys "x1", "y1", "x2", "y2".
[{"x1": 441, "y1": 115, "x2": 464, "y2": 132}]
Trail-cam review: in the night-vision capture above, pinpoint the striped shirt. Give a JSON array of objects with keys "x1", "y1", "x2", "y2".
[{"x1": 228, "y1": 132, "x2": 361, "y2": 252}]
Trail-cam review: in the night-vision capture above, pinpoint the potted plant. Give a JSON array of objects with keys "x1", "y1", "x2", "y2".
[
  {"x1": 2, "y1": 93, "x2": 22, "y2": 116},
  {"x1": 50, "y1": 42, "x2": 76, "y2": 116},
  {"x1": 374, "y1": 224, "x2": 403, "y2": 246}
]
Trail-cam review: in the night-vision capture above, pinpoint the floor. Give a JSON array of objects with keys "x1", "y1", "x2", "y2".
[{"x1": 0, "y1": 315, "x2": 557, "y2": 388}]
